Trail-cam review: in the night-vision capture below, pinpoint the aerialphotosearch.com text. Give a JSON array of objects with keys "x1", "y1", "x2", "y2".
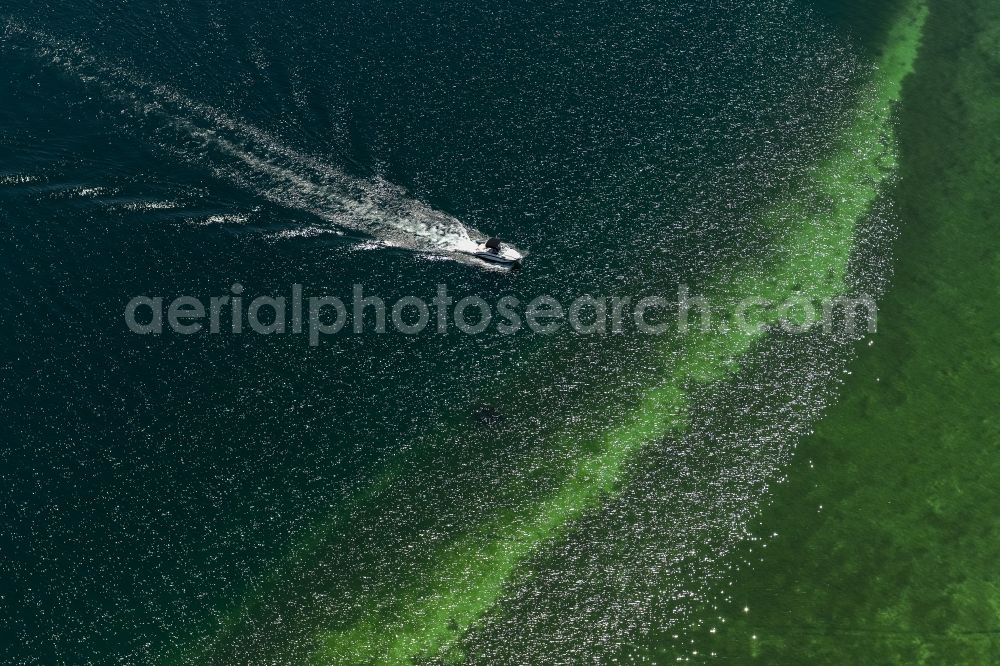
[{"x1": 124, "y1": 283, "x2": 877, "y2": 345}]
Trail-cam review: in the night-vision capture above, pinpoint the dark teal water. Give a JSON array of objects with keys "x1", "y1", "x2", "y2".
[{"x1": 1, "y1": 2, "x2": 897, "y2": 663}]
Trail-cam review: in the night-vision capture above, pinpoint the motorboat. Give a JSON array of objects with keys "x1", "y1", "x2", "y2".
[{"x1": 472, "y1": 237, "x2": 523, "y2": 266}]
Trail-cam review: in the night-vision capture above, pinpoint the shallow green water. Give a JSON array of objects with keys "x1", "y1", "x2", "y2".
[{"x1": 661, "y1": 1, "x2": 1000, "y2": 662}]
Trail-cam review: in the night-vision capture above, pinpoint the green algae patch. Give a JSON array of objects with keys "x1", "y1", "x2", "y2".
[
  {"x1": 682, "y1": 0, "x2": 1000, "y2": 662},
  {"x1": 308, "y1": 4, "x2": 928, "y2": 662}
]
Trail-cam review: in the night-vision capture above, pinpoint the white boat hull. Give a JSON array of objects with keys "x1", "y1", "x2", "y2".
[{"x1": 473, "y1": 250, "x2": 521, "y2": 265}]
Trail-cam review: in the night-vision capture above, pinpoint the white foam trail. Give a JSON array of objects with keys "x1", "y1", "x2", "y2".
[
  {"x1": 4, "y1": 21, "x2": 502, "y2": 260},
  {"x1": 198, "y1": 213, "x2": 251, "y2": 226},
  {"x1": 113, "y1": 200, "x2": 179, "y2": 212},
  {"x1": 267, "y1": 226, "x2": 344, "y2": 240},
  {"x1": 0, "y1": 173, "x2": 43, "y2": 185}
]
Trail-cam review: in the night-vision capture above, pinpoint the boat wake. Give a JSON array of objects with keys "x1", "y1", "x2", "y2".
[{"x1": 4, "y1": 21, "x2": 500, "y2": 262}]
